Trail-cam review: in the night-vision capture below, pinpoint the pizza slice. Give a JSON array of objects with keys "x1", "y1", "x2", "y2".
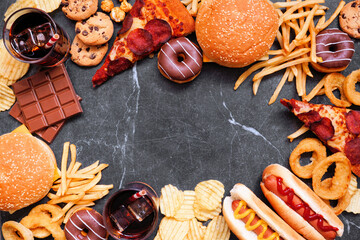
[
  {"x1": 92, "y1": 0, "x2": 195, "y2": 87},
  {"x1": 281, "y1": 98, "x2": 360, "y2": 177}
]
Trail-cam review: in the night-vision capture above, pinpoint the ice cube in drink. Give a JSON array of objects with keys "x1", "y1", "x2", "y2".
[
  {"x1": 127, "y1": 196, "x2": 154, "y2": 222},
  {"x1": 11, "y1": 22, "x2": 54, "y2": 57},
  {"x1": 110, "y1": 205, "x2": 136, "y2": 232}
]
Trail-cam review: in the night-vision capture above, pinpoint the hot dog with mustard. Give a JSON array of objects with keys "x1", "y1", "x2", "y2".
[{"x1": 222, "y1": 183, "x2": 305, "y2": 240}]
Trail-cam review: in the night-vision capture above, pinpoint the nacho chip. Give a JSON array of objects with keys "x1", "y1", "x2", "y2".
[{"x1": 0, "y1": 82, "x2": 15, "y2": 111}]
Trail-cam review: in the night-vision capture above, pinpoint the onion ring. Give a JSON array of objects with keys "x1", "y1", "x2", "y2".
[
  {"x1": 27, "y1": 204, "x2": 63, "y2": 238},
  {"x1": 324, "y1": 73, "x2": 351, "y2": 107},
  {"x1": 312, "y1": 152, "x2": 352, "y2": 200},
  {"x1": 2, "y1": 221, "x2": 33, "y2": 240},
  {"x1": 344, "y1": 69, "x2": 360, "y2": 106},
  {"x1": 289, "y1": 138, "x2": 327, "y2": 179},
  {"x1": 20, "y1": 212, "x2": 65, "y2": 240},
  {"x1": 321, "y1": 178, "x2": 352, "y2": 215}
]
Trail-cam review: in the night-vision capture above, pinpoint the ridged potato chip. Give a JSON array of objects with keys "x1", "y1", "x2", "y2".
[
  {"x1": 33, "y1": 0, "x2": 62, "y2": 13},
  {"x1": 4, "y1": 0, "x2": 36, "y2": 21},
  {"x1": 0, "y1": 40, "x2": 29, "y2": 86},
  {"x1": 154, "y1": 232, "x2": 162, "y2": 240},
  {"x1": 160, "y1": 184, "x2": 184, "y2": 217},
  {"x1": 0, "y1": 82, "x2": 15, "y2": 111},
  {"x1": 193, "y1": 201, "x2": 221, "y2": 222},
  {"x1": 159, "y1": 217, "x2": 189, "y2": 240},
  {"x1": 346, "y1": 189, "x2": 360, "y2": 214},
  {"x1": 203, "y1": 215, "x2": 230, "y2": 240},
  {"x1": 174, "y1": 190, "x2": 196, "y2": 221},
  {"x1": 195, "y1": 180, "x2": 224, "y2": 210},
  {"x1": 184, "y1": 218, "x2": 206, "y2": 240},
  {"x1": 348, "y1": 174, "x2": 358, "y2": 197}
]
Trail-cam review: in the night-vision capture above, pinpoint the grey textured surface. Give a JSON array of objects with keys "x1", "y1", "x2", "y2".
[{"x1": 1, "y1": 0, "x2": 360, "y2": 239}]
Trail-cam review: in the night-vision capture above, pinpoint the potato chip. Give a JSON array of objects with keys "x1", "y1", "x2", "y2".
[
  {"x1": 195, "y1": 180, "x2": 224, "y2": 210},
  {"x1": 0, "y1": 41, "x2": 30, "y2": 85},
  {"x1": 203, "y1": 215, "x2": 230, "y2": 240},
  {"x1": 4, "y1": 0, "x2": 36, "y2": 21},
  {"x1": 0, "y1": 82, "x2": 15, "y2": 111},
  {"x1": 33, "y1": 0, "x2": 62, "y2": 13},
  {"x1": 154, "y1": 232, "x2": 162, "y2": 240},
  {"x1": 159, "y1": 217, "x2": 189, "y2": 240},
  {"x1": 194, "y1": 201, "x2": 221, "y2": 222},
  {"x1": 348, "y1": 174, "x2": 358, "y2": 197},
  {"x1": 345, "y1": 189, "x2": 360, "y2": 214},
  {"x1": 184, "y1": 218, "x2": 206, "y2": 240},
  {"x1": 174, "y1": 190, "x2": 196, "y2": 221},
  {"x1": 160, "y1": 184, "x2": 184, "y2": 217}
]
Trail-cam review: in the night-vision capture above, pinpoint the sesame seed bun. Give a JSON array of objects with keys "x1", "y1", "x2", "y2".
[
  {"x1": 195, "y1": 0, "x2": 278, "y2": 68},
  {"x1": 0, "y1": 132, "x2": 55, "y2": 212}
]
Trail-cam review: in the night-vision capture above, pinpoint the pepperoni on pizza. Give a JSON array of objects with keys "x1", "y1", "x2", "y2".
[
  {"x1": 281, "y1": 98, "x2": 360, "y2": 177},
  {"x1": 92, "y1": 0, "x2": 195, "y2": 87}
]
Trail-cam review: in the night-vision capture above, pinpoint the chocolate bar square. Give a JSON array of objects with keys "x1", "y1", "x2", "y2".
[{"x1": 12, "y1": 64, "x2": 82, "y2": 132}]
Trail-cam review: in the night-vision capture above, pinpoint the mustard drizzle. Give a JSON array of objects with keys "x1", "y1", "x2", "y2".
[{"x1": 234, "y1": 200, "x2": 280, "y2": 240}]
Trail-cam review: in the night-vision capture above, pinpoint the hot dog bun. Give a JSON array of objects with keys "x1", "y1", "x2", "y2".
[
  {"x1": 261, "y1": 164, "x2": 344, "y2": 240},
  {"x1": 222, "y1": 183, "x2": 305, "y2": 240},
  {"x1": 0, "y1": 132, "x2": 55, "y2": 212}
]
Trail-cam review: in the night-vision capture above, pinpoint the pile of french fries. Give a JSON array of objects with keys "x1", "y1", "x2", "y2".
[
  {"x1": 181, "y1": 0, "x2": 202, "y2": 16},
  {"x1": 234, "y1": 0, "x2": 346, "y2": 105},
  {"x1": 47, "y1": 142, "x2": 113, "y2": 223}
]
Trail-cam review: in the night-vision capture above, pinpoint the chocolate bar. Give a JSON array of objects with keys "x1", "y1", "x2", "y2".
[
  {"x1": 9, "y1": 102, "x2": 65, "y2": 143},
  {"x1": 12, "y1": 64, "x2": 82, "y2": 132}
]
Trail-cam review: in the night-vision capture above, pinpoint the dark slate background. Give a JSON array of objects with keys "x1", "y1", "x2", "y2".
[{"x1": 1, "y1": 0, "x2": 360, "y2": 239}]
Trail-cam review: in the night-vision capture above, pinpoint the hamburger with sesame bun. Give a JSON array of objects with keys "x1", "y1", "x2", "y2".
[
  {"x1": 195, "y1": 0, "x2": 279, "y2": 68},
  {"x1": 0, "y1": 132, "x2": 56, "y2": 212}
]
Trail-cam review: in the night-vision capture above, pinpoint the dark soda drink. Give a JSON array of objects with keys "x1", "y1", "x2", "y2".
[
  {"x1": 103, "y1": 182, "x2": 159, "y2": 239},
  {"x1": 3, "y1": 8, "x2": 70, "y2": 67}
]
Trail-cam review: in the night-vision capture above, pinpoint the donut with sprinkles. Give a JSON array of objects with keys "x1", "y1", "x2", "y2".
[
  {"x1": 65, "y1": 208, "x2": 108, "y2": 240},
  {"x1": 158, "y1": 37, "x2": 203, "y2": 84},
  {"x1": 311, "y1": 28, "x2": 355, "y2": 73}
]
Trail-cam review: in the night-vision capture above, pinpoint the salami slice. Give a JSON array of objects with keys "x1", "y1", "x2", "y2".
[
  {"x1": 345, "y1": 138, "x2": 360, "y2": 166},
  {"x1": 118, "y1": 14, "x2": 133, "y2": 36},
  {"x1": 144, "y1": 19, "x2": 172, "y2": 50},
  {"x1": 346, "y1": 110, "x2": 360, "y2": 135},
  {"x1": 310, "y1": 117, "x2": 335, "y2": 142},
  {"x1": 130, "y1": 0, "x2": 144, "y2": 17},
  {"x1": 92, "y1": 57, "x2": 133, "y2": 87},
  {"x1": 297, "y1": 110, "x2": 322, "y2": 126},
  {"x1": 126, "y1": 29, "x2": 154, "y2": 56}
]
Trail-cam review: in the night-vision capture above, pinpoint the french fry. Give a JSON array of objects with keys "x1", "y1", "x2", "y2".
[
  {"x1": 269, "y1": 68, "x2": 291, "y2": 105},
  {"x1": 302, "y1": 75, "x2": 326, "y2": 102},
  {"x1": 316, "y1": 0, "x2": 345, "y2": 32},
  {"x1": 253, "y1": 57, "x2": 311, "y2": 82},
  {"x1": 67, "y1": 144, "x2": 77, "y2": 175},
  {"x1": 283, "y1": 9, "x2": 326, "y2": 22},
  {"x1": 287, "y1": 125, "x2": 309, "y2": 142},
  {"x1": 295, "y1": 4, "x2": 319, "y2": 40},
  {"x1": 279, "y1": 0, "x2": 324, "y2": 25},
  {"x1": 60, "y1": 142, "x2": 70, "y2": 196},
  {"x1": 76, "y1": 160, "x2": 99, "y2": 174}
]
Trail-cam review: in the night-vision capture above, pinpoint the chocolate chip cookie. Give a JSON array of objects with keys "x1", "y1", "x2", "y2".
[
  {"x1": 62, "y1": 0, "x2": 98, "y2": 21},
  {"x1": 70, "y1": 36, "x2": 108, "y2": 66},
  {"x1": 340, "y1": 0, "x2": 360, "y2": 38},
  {"x1": 75, "y1": 12, "x2": 114, "y2": 46}
]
